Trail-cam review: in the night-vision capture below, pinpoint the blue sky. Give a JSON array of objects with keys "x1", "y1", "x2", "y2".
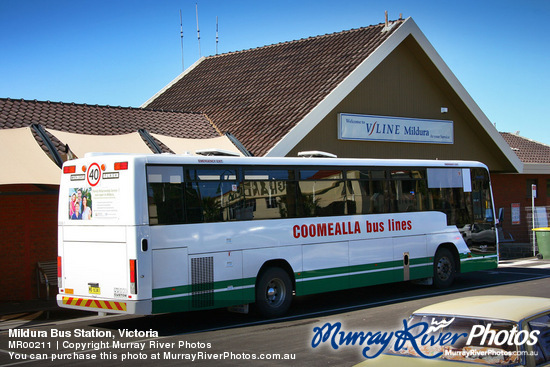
[{"x1": 1, "y1": 0, "x2": 549, "y2": 144}]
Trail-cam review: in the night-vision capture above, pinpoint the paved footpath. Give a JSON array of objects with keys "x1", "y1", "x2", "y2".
[{"x1": 498, "y1": 257, "x2": 550, "y2": 269}]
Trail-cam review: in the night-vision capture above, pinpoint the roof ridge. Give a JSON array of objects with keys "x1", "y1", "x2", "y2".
[
  {"x1": 0, "y1": 97, "x2": 203, "y2": 115},
  {"x1": 1, "y1": 97, "x2": 136, "y2": 110},
  {"x1": 207, "y1": 20, "x2": 403, "y2": 60}
]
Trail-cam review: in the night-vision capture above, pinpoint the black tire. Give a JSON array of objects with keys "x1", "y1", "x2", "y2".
[
  {"x1": 255, "y1": 267, "x2": 293, "y2": 318},
  {"x1": 433, "y1": 248, "x2": 456, "y2": 288}
]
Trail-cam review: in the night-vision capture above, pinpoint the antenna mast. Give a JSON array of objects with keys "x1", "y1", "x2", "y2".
[
  {"x1": 195, "y1": 3, "x2": 201, "y2": 57},
  {"x1": 180, "y1": 9, "x2": 184, "y2": 71},
  {"x1": 216, "y1": 16, "x2": 219, "y2": 55}
]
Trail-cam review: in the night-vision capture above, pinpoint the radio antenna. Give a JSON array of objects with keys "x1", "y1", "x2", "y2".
[
  {"x1": 216, "y1": 16, "x2": 219, "y2": 55},
  {"x1": 195, "y1": 3, "x2": 201, "y2": 57},
  {"x1": 180, "y1": 9, "x2": 184, "y2": 71}
]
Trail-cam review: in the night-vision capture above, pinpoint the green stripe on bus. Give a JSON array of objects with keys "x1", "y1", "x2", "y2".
[
  {"x1": 461, "y1": 255, "x2": 498, "y2": 272},
  {"x1": 152, "y1": 277, "x2": 256, "y2": 298},
  {"x1": 296, "y1": 262, "x2": 433, "y2": 295},
  {"x1": 152, "y1": 288, "x2": 255, "y2": 314},
  {"x1": 152, "y1": 285, "x2": 192, "y2": 298},
  {"x1": 299, "y1": 257, "x2": 432, "y2": 280}
]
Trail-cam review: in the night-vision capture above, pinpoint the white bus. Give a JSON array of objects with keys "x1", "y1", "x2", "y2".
[{"x1": 57, "y1": 153, "x2": 497, "y2": 317}]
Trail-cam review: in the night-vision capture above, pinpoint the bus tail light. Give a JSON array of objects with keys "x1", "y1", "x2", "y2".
[
  {"x1": 129, "y1": 259, "x2": 137, "y2": 294},
  {"x1": 115, "y1": 162, "x2": 128, "y2": 171},
  {"x1": 63, "y1": 165, "x2": 76, "y2": 174},
  {"x1": 57, "y1": 256, "x2": 62, "y2": 288}
]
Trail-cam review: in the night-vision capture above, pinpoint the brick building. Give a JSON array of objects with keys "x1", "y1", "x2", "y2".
[{"x1": 492, "y1": 133, "x2": 550, "y2": 253}]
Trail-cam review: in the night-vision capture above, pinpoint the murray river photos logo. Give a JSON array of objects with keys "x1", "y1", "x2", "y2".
[{"x1": 310, "y1": 318, "x2": 540, "y2": 360}]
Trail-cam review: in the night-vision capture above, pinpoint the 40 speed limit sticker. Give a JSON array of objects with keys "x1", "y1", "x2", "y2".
[{"x1": 87, "y1": 163, "x2": 101, "y2": 187}]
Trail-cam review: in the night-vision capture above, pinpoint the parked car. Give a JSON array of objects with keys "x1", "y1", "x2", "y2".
[{"x1": 355, "y1": 296, "x2": 550, "y2": 366}]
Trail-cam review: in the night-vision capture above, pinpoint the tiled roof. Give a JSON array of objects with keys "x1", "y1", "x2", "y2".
[
  {"x1": 0, "y1": 98, "x2": 220, "y2": 139},
  {"x1": 500, "y1": 132, "x2": 550, "y2": 164},
  {"x1": 145, "y1": 20, "x2": 405, "y2": 156}
]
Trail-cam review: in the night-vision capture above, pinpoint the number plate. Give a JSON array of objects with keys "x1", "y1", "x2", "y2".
[{"x1": 88, "y1": 283, "x2": 100, "y2": 294}]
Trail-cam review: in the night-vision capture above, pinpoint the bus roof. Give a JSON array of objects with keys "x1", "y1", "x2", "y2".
[{"x1": 74, "y1": 152, "x2": 488, "y2": 170}]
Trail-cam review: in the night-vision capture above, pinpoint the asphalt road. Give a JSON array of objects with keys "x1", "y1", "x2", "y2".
[{"x1": 1, "y1": 258, "x2": 549, "y2": 366}]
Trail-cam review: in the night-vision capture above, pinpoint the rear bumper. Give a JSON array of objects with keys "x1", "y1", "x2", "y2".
[{"x1": 57, "y1": 294, "x2": 151, "y2": 315}]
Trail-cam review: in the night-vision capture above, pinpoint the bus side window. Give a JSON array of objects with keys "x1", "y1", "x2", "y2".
[
  {"x1": 390, "y1": 169, "x2": 427, "y2": 213},
  {"x1": 184, "y1": 167, "x2": 242, "y2": 223},
  {"x1": 147, "y1": 166, "x2": 185, "y2": 225},
  {"x1": 346, "y1": 170, "x2": 387, "y2": 214},
  {"x1": 471, "y1": 168, "x2": 493, "y2": 224},
  {"x1": 297, "y1": 169, "x2": 345, "y2": 217},
  {"x1": 184, "y1": 182, "x2": 203, "y2": 223},
  {"x1": 242, "y1": 169, "x2": 296, "y2": 220}
]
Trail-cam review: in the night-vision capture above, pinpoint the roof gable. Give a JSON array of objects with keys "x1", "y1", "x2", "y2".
[
  {"x1": 268, "y1": 18, "x2": 521, "y2": 173},
  {"x1": 143, "y1": 20, "x2": 405, "y2": 156}
]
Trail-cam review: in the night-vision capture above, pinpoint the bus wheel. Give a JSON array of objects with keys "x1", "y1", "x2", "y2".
[
  {"x1": 255, "y1": 267, "x2": 292, "y2": 318},
  {"x1": 433, "y1": 248, "x2": 455, "y2": 288}
]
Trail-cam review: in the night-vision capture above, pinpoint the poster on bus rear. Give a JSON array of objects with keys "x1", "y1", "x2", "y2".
[
  {"x1": 68, "y1": 187, "x2": 119, "y2": 220},
  {"x1": 68, "y1": 188, "x2": 92, "y2": 220}
]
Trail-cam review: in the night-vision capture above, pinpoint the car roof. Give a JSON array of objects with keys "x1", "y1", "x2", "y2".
[{"x1": 412, "y1": 295, "x2": 550, "y2": 322}]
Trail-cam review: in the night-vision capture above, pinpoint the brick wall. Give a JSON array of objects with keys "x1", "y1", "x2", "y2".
[
  {"x1": 491, "y1": 173, "x2": 550, "y2": 243},
  {"x1": 0, "y1": 185, "x2": 58, "y2": 300}
]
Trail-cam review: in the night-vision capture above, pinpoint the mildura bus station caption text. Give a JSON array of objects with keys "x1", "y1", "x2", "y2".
[{"x1": 7, "y1": 328, "x2": 296, "y2": 362}]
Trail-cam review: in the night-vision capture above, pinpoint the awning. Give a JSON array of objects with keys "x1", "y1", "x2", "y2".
[
  {"x1": 0, "y1": 127, "x2": 61, "y2": 185},
  {"x1": 47, "y1": 129, "x2": 154, "y2": 158},
  {"x1": 151, "y1": 133, "x2": 243, "y2": 156}
]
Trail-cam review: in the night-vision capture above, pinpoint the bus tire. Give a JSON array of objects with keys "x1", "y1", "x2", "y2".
[
  {"x1": 433, "y1": 248, "x2": 456, "y2": 288},
  {"x1": 255, "y1": 267, "x2": 292, "y2": 318}
]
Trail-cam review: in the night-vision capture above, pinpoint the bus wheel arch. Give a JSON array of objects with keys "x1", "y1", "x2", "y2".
[
  {"x1": 433, "y1": 244, "x2": 459, "y2": 288},
  {"x1": 255, "y1": 260, "x2": 294, "y2": 318}
]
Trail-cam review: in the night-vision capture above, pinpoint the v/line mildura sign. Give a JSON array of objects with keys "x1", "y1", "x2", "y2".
[{"x1": 338, "y1": 113, "x2": 453, "y2": 144}]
